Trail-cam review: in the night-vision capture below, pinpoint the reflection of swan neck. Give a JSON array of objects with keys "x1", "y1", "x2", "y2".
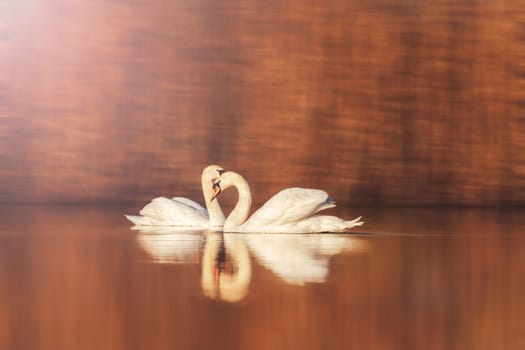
[
  {"x1": 224, "y1": 174, "x2": 252, "y2": 231},
  {"x1": 201, "y1": 233, "x2": 252, "y2": 303},
  {"x1": 202, "y1": 171, "x2": 225, "y2": 226}
]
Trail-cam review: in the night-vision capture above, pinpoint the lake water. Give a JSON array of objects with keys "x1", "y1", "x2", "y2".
[{"x1": 0, "y1": 206, "x2": 523, "y2": 350}]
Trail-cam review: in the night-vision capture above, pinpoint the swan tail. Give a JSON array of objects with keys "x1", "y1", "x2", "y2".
[
  {"x1": 124, "y1": 215, "x2": 142, "y2": 225},
  {"x1": 297, "y1": 215, "x2": 364, "y2": 233},
  {"x1": 124, "y1": 214, "x2": 159, "y2": 226},
  {"x1": 342, "y1": 216, "x2": 364, "y2": 231}
]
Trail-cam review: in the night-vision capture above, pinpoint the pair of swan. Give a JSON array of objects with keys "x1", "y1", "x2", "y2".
[{"x1": 125, "y1": 165, "x2": 364, "y2": 233}]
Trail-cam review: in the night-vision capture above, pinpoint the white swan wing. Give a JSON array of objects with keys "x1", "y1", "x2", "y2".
[
  {"x1": 171, "y1": 196, "x2": 209, "y2": 218},
  {"x1": 133, "y1": 197, "x2": 209, "y2": 226},
  {"x1": 245, "y1": 188, "x2": 334, "y2": 227}
]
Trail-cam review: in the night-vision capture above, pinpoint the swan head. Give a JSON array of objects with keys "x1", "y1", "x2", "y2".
[
  {"x1": 210, "y1": 171, "x2": 241, "y2": 201},
  {"x1": 202, "y1": 165, "x2": 226, "y2": 184}
]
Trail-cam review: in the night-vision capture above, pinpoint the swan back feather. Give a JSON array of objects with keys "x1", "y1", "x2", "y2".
[
  {"x1": 138, "y1": 197, "x2": 209, "y2": 226},
  {"x1": 244, "y1": 188, "x2": 331, "y2": 228}
]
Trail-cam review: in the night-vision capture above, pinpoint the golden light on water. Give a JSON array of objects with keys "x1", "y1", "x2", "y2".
[{"x1": 0, "y1": 207, "x2": 524, "y2": 349}]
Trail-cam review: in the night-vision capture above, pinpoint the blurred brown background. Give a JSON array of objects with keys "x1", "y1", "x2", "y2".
[{"x1": 1, "y1": 0, "x2": 524, "y2": 206}]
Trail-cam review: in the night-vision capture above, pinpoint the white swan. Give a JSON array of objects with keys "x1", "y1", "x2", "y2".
[
  {"x1": 211, "y1": 171, "x2": 364, "y2": 233},
  {"x1": 125, "y1": 165, "x2": 226, "y2": 228}
]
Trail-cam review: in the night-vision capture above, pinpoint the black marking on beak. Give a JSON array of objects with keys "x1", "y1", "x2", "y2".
[
  {"x1": 216, "y1": 168, "x2": 225, "y2": 175},
  {"x1": 211, "y1": 181, "x2": 222, "y2": 201}
]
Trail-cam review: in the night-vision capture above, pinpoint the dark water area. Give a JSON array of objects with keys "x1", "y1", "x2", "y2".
[{"x1": 0, "y1": 205, "x2": 523, "y2": 350}]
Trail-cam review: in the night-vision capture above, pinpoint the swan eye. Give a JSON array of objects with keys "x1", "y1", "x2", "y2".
[{"x1": 216, "y1": 168, "x2": 225, "y2": 175}]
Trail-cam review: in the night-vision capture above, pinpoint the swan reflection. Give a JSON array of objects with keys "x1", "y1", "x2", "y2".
[
  {"x1": 135, "y1": 227, "x2": 205, "y2": 264},
  {"x1": 201, "y1": 233, "x2": 252, "y2": 303},
  {"x1": 135, "y1": 228, "x2": 367, "y2": 302},
  {"x1": 243, "y1": 234, "x2": 355, "y2": 285}
]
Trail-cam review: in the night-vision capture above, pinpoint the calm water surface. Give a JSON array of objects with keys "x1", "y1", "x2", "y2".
[{"x1": 0, "y1": 206, "x2": 524, "y2": 350}]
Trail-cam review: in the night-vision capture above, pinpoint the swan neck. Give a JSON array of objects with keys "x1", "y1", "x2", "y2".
[
  {"x1": 224, "y1": 176, "x2": 252, "y2": 230},
  {"x1": 202, "y1": 173, "x2": 225, "y2": 226}
]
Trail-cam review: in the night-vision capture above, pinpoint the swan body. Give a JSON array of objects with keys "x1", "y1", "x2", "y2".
[
  {"x1": 213, "y1": 171, "x2": 364, "y2": 233},
  {"x1": 125, "y1": 165, "x2": 226, "y2": 228}
]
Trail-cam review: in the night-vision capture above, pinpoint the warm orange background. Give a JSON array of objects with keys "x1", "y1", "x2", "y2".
[{"x1": 1, "y1": 0, "x2": 524, "y2": 206}]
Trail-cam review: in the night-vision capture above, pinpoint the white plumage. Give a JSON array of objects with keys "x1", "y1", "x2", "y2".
[
  {"x1": 124, "y1": 165, "x2": 226, "y2": 228},
  {"x1": 214, "y1": 171, "x2": 364, "y2": 233}
]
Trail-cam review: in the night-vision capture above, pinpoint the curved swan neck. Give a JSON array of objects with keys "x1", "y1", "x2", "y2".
[
  {"x1": 224, "y1": 173, "x2": 252, "y2": 231},
  {"x1": 202, "y1": 172, "x2": 225, "y2": 226}
]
